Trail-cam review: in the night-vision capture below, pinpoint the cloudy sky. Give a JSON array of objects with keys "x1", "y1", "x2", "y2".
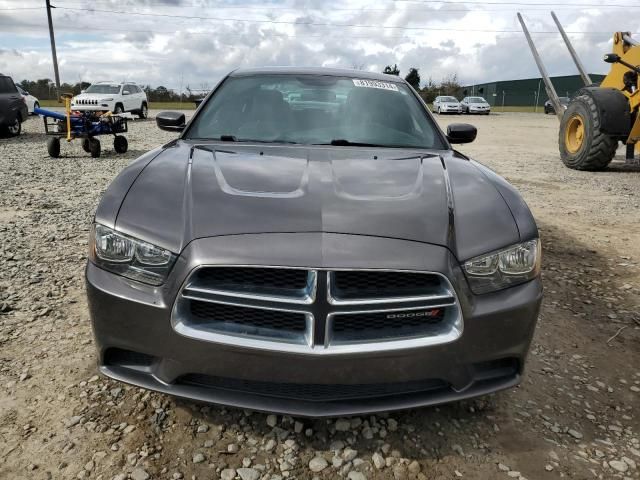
[{"x1": 1, "y1": 0, "x2": 639, "y2": 91}]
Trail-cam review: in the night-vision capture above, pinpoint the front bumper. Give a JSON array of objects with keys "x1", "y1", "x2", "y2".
[
  {"x1": 439, "y1": 106, "x2": 461, "y2": 113},
  {"x1": 86, "y1": 233, "x2": 542, "y2": 417},
  {"x1": 468, "y1": 107, "x2": 490, "y2": 114}
]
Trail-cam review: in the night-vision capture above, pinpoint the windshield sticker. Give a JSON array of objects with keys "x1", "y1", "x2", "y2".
[{"x1": 352, "y1": 79, "x2": 399, "y2": 91}]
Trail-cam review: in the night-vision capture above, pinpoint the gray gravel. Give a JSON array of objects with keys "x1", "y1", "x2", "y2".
[{"x1": 0, "y1": 112, "x2": 638, "y2": 479}]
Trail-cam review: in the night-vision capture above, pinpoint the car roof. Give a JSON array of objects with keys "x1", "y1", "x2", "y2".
[
  {"x1": 93, "y1": 81, "x2": 137, "y2": 85},
  {"x1": 229, "y1": 66, "x2": 406, "y2": 83}
]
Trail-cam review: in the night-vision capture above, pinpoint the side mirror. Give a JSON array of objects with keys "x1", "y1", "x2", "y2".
[
  {"x1": 122, "y1": 90, "x2": 130, "y2": 95},
  {"x1": 156, "y1": 111, "x2": 186, "y2": 132},
  {"x1": 446, "y1": 123, "x2": 477, "y2": 144}
]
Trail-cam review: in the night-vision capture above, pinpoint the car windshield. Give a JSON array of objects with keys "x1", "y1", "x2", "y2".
[
  {"x1": 440, "y1": 96, "x2": 458, "y2": 102},
  {"x1": 468, "y1": 97, "x2": 486, "y2": 103},
  {"x1": 85, "y1": 84, "x2": 121, "y2": 94},
  {"x1": 186, "y1": 74, "x2": 445, "y2": 149}
]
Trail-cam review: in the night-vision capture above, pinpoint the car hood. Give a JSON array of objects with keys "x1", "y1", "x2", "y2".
[
  {"x1": 73, "y1": 93, "x2": 116, "y2": 100},
  {"x1": 112, "y1": 141, "x2": 521, "y2": 260},
  {"x1": 442, "y1": 102, "x2": 460, "y2": 106}
]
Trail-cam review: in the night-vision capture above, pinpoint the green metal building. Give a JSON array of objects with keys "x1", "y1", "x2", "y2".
[{"x1": 459, "y1": 74, "x2": 606, "y2": 107}]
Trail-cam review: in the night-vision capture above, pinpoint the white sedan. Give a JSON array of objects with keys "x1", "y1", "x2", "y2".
[
  {"x1": 461, "y1": 96, "x2": 491, "y2": 114},
  {"x1": 432, "y1": 96, "x2": 462, "y2": 114},
  {"x1": 16, "y1": 86, "x2": 39, "y2": 114}
]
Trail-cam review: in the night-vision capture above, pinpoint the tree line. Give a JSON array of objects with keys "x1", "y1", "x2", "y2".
[
  {"x1": 17, "y1": 67, "x2": 460, "y2": 104},
  {"x1": 382, "y1": 64, "x2": 462, "y2": 103}
]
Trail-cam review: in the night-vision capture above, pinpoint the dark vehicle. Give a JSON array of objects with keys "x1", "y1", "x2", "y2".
[
  {"x1": 86, "y1": 67, "x2": 542, "y2": 416},
  {"x1": 544, "y1": 96, "x2": 569, "y2": 114},
  {"x1": 0, "y1": 74, "x2": 28, "y2": 136}
]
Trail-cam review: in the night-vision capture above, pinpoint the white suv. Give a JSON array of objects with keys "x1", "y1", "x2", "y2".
[{"x1": 71, "y1": 81, "x2": 148, "y2": 118}]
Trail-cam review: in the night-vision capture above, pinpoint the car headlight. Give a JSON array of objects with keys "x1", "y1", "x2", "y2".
[
  {"x1": 463, "y1": 239, "x2": 541, "y2": 294},
  {"x1": 89, "y1": 224, "x2": 177, "y2": 286}
]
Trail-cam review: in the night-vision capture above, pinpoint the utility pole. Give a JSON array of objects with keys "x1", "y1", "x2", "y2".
[{"x1": 45, "y1": 0, "x2": 61, "y2": 98}]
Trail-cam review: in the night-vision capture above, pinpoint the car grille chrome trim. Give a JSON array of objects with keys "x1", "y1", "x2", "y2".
[{"x1": 172, "y1": 266, "x2": 463, "y2": 355}]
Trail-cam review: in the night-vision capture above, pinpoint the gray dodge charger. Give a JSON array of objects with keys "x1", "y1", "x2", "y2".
[{"x1": 86, "y1": 67, "x2": 542, "y2": 417}]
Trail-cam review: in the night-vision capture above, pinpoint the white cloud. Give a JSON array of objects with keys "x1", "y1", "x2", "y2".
[{"x1": 0, "y1": 0, "x2": 638, "y2": 90}]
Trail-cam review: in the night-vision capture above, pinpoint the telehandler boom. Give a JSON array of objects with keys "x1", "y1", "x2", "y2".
[{"x1": 518, "y1": 12, "x2": 639, "y2": 170}]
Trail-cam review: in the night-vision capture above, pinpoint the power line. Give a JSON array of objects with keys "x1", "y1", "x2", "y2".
[
  {"x1": 39, "y1": 0, "x2": 638, "y2": 13},
  {"x1": 50, "y1": 6, "x2": 638, "y2": 33},
  {"x1": 2, "y1": 19, "x2": 633, "y2": 38},
  {"x1": 394, "y1": 0, "x2": 631, "y2": 6},
  {"x1": 0, "y1": 6, "x2": 45, "y2": 10}
]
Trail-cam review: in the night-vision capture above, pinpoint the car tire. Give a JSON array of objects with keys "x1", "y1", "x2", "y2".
[
  {"x1": 82, "y1": 138, "x2": 91, "y2": 153},
  {"x1": 138, "y1": 102, "x2": 148, "y2": 119},
  {"x1": 33, "y1": 101, "x2": 40, "y2": 115},
  {"x1": 6, "y1": 116, "x2": 21, "y2": 137},
  {"x1": 558, "y1": 94, "x2": 617, "y2": 171},
  {"x1": 47, "y1": 137, "x2": 61, "y2": 158},
  {"x1": 89, "y1": 138, "x2": 101, "y2": 158},
  {"x1": 113, "y1": 135, "x2": 128, "y2": 154},
  {"x1": 113, "y1": 104, "x2": 124, "y2": 114}
]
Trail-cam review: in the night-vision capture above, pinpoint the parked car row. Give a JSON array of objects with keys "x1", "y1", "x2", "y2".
[{"x1": 432, "y1": 96, "x2": 491, "y2": 115}]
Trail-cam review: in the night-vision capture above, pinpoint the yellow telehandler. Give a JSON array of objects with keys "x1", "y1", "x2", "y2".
[{"x1": 518, "y1": 12, "x2": 639, "y2": 170}]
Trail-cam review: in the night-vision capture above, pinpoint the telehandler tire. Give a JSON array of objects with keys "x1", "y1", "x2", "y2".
[{"x1": 559, "y1": 94, "x2": 617, "y2": 171}]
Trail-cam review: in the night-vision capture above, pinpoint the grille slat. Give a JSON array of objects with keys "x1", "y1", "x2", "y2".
[
  {"x1": 192, "y1": 267, "x2": 311, "y2": 299},
  {"x1": 333, "y1": 308, "x2": 445, "y2": 333},
  {"x1": 330, "y1": 271, "x2": 444, "y2": 301},
  {"x1": 178, "y1": 373, "x2": 447, "y2": 402},
  {"x1": 187, "y1": 300, "x2": 307, "y2": 339},
  {"x1": 330, "y1": 308, "x2": 447, "y2": 343}
]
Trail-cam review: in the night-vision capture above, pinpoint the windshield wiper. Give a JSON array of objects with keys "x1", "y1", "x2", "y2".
[
  {"x1": 315, "y1": 139, "x2": 417, "y2": 148},
  {"x1": 218, "y1": 135, "x2": 299, "y2": 144}
]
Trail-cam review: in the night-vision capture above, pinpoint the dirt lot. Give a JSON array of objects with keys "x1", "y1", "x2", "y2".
[{"x1": 0, "y1": 112, "x2": 638, "y2": 480}]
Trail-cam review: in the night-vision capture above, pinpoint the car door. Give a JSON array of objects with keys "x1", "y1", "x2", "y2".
[
  {"x1": 134, "y1": 85, "x2": 145, "y2": 110},
  {"x1": 433, "y1": 97, "x2": 440, "y2": 112},
  {"x1": 123, "y1": 83, "x2": 136, "y2": 111},
  {"x1": 461, "y1": 97, "x2": 468, "y2": 112}
]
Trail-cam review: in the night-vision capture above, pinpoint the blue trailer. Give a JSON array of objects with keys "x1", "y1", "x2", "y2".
[{"x1": 35, "y1": 94, "x2": 129, "y2": 158}]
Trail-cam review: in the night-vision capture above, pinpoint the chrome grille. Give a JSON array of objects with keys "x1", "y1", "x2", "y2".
[{"x1": 172, "y1": 267, "x2": 462, "y2": 354}]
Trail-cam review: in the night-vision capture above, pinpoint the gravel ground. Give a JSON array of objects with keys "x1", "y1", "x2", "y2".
[{"x1": 0, "y1": 111, "x2": 639, "y2": 480}]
